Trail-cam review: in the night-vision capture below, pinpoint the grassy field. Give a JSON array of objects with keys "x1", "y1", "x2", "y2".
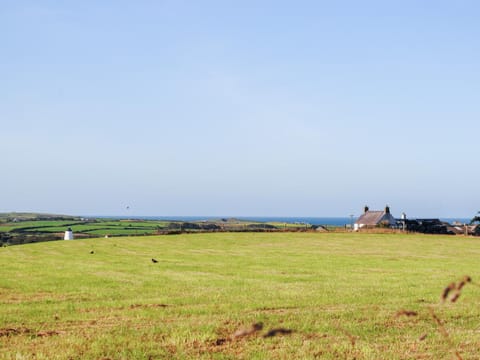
[
  {"x1": 0, "y1": 217, "x2": 313, "y2": 244},
  {"x1": 0, "y1": 220, "x2": 168, "y2": 237},
  {"x1": 1, "y1": 232, "x2": 479, "y2": 359}
]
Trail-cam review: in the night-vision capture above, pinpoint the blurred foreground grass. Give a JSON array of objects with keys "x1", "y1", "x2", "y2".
[{"x1": 1, "y1": 232, "x2": 479, "y2": 359}]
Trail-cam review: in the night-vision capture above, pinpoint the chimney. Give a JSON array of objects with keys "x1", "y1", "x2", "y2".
[
  {"x1": 364, "y1": 205, "x2": 369, "y2": 213},
  {"x1": 385, "y1": 205, "x2": 390, "y2": 214}
]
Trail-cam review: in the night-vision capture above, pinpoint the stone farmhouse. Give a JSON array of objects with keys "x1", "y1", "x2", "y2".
[{"x1": 354, "y1": 205, "x2": 397, "y2": 231}]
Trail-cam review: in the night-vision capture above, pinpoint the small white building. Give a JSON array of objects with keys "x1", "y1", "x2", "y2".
[{"x1": 64, "y1": 228, "x2": 74, "y2": 240}]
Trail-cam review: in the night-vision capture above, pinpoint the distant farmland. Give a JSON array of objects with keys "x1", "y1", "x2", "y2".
[
  {"x1": 1, "y1": 232, "x2": 479, "y2": 359},
  {"x1": 0, "y1": 214, "x2": 318, "y2": 245}
]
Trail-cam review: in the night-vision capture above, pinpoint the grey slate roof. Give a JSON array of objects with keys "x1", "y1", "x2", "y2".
[
  {"x1": 355, "y1": 211, "x2": 385, "y2": 226},
  {"x1": 355, "y1": 210, "x2": 396, "y2": 226}
]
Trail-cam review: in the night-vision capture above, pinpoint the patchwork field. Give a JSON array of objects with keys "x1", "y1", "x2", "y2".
[
  {"x1": 0, "y1": 216, "x2": 314, "y2": 245},
  {"x1": 1, "y1": 232, "x2": 479, "y2": 359}
]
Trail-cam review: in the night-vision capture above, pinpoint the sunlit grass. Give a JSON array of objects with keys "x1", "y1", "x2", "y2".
[{"x1": 1, "y1": 232, "x2": 479, "y2": 359}]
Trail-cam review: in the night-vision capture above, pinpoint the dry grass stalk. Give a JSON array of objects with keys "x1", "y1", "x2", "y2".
[
  {"x1": 0, "y1": 327, "x2": 31, "y2": 337},
  {"x1": 429, "y1": 307, "x2": 462, "y2": 360},
  {"x1": 213, "y1": 322, "x2": 264, "y2": 346},
  {"x1": 395, "y1": 309, "x2": 418, "y2": 317},
  {"x1": 418, "y1": 333, "x2": 427, "y2": 341},
  {"x1": 442, "y1": 283, "x2": 456, "y2": 302},
  {"x1": 263, "y1": 328, "x2": 294, "y2": 338},
  {"x1": 456, "y1": 276, "x2": 471, "y2": 290},
  {"x1": 441, "y1": 276, "x2": 472, "y2": 303},
  {"x1": 232, "y1": 322, "x2": 263, "y2": 339},
  {"x1": 450, "y1": 292, "x2": 461, "y2": 303},
  {"x1": 334, "y1": 324, "x2": 358, "y2": 347},
  {"x1": 36, "y1": 330, "x2": 63, "y2": 337},
  {"x1": 429, "y1": 308, "x2": 449, "y2": 339}
]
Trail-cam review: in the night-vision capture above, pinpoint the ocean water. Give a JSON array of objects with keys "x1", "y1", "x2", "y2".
[
  {"x1": 234, "y1": 217, "x2": 352, "y2": 226},
  {"x1": 96, "y1": 216, "x2": 356, "y2": 226}
]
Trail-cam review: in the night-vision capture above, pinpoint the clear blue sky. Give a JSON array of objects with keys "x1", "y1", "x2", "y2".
[{"x1": 2, "y1": 1, "x2": 479, "y2": 218}]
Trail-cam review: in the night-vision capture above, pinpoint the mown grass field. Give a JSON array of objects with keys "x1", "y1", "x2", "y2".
[{"x1": 1, "y1": 232, "x2": 479, "y2": 359}]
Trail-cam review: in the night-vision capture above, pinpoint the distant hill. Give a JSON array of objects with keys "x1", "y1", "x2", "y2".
[{"x1": 0, "y1": 212, "x2": 79, "y2": 222}]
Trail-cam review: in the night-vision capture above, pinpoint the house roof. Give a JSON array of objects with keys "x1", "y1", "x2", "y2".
[{"x1": 355, "y1": 211, "x2": 385, "y2": 225}]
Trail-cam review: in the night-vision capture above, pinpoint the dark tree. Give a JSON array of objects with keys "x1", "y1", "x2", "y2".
[{"x1": 470, "y1": 212, "x2": 480, "y2": 225}]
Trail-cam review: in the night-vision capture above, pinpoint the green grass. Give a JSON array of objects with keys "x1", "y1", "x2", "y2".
[
  {"x1": 0, "y1": 220, "x2": 79, "y2": 233},
  {"x1": 1, "y1": 219, "x2": 303, "y2": 240},
  {"x1": 1, "y1": 232, "x2": 479, "y2": 359},
  {"x1": 0, "y1": 220, "x2": 170, "y2": 238}
]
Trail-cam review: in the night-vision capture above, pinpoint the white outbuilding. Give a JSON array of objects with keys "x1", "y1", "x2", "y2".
[{"x1": 64, "y1": 228, "x2": 74, "y2": 240}]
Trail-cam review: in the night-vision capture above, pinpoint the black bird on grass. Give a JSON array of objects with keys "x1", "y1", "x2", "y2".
[
  {"x1": 151, "y1": 258, "x2": 158, "y2": 263},
  {"x1": 90, "y1": 250, "x2": 94, "y2": 254}
]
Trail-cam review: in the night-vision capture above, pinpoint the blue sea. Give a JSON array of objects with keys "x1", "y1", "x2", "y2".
[
  {"x1": 94, "y1": 216, "x2": 351, "y2": 226},
  {"x1": 92, "y1": 216, "x2": 472, "y2": 226}
]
